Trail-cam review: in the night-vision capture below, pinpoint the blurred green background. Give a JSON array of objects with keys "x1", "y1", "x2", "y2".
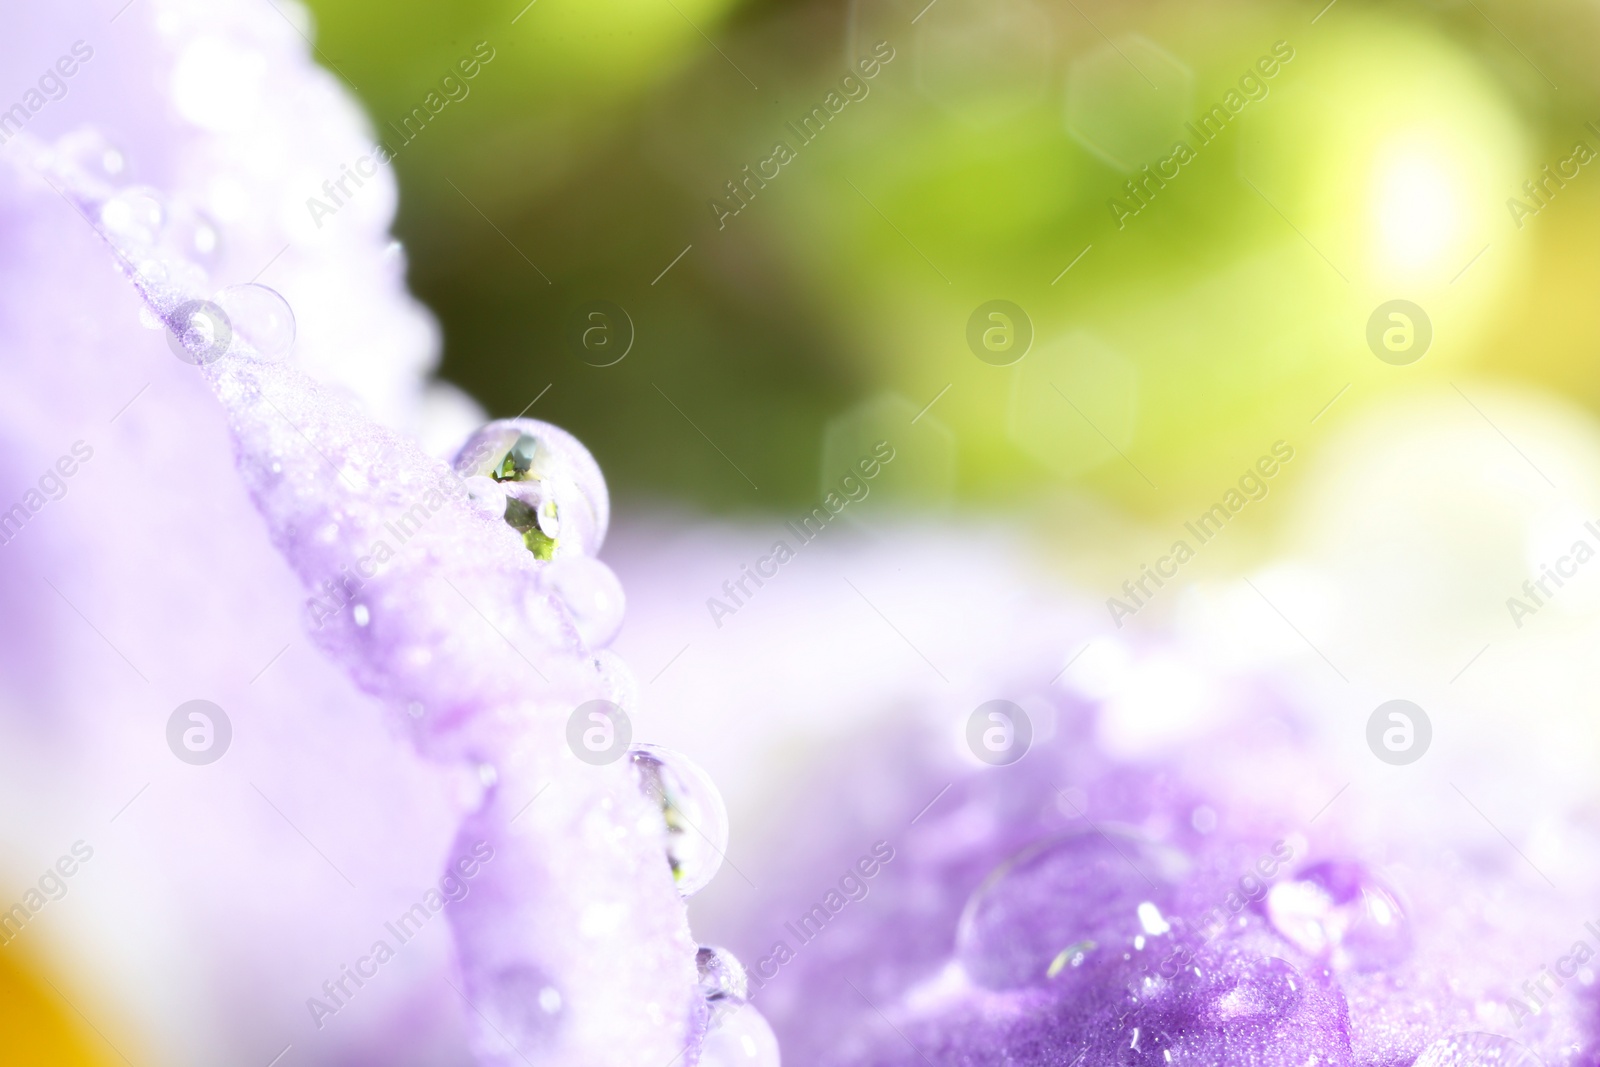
[{"x1": 302, "y1": 0, "x2": 1600, "y2": 521}]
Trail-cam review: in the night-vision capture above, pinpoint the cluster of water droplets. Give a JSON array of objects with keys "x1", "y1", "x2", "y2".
[
  {"x1": 626, "y1": 745, "x2": 778, "y2": 1064},
  {"x1": 447, "y1": 422, "x2": 775, "y2": 1063},
  {"x1": 945, "y1": 820, "x2": 1444, "y2": 1065},
  {"x1": 31, "y1": 128, "x2": 294, "y2": 367}
]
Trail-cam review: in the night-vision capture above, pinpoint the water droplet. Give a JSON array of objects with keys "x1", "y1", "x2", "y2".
[
  {"x1": 696, "y1": 945, "x2": 749, "y2": 1025},
  {"x1": 352, "y1": 604, "x2": 370, "y2": 627},
  {"x1": 1411, "y1": 1032, "x2": 1544, "y2": 1066},
  {"x1": 546, "y1": 555, "x2": 626, "y2": 648},
  {"x1": 1265, "y1": 860, "x2": 1411, "y2": 972},
  {"x1": 956, "y1": 829, "x2": 1189, "y2": 990},
  {"x1": 1204, "y1": 957, "x2": 1302, "y2": 1024},
  {"x1": 1191, "y1": 806, "x2": 1218, "y2": 834},
  {"x1": 477, "y1": 763, "x2": 498, "y2": 787},
  {"x1": 100, "y1": 187, "x2": 165, "y2": 247},
  {"x1": 537, "y1": 986, "x2": 561, "y2": 1013},
  {"x1": 214, "y1": 283, "x2": 294, "y2": 359},
  {"x1": 454, "y1": 420, "x2": 609, "y2": 557},
  {"x1": 630, "y1": 744, "x2": 729, "y2": 897},
  {"x1": 699, "y1": 1001, "x2": 780, "y2": 1067}
]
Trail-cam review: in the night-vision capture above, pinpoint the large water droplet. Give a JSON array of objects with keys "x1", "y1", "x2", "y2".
[
  {"x1": 1264, "y1": 860, "x2": 1411, "y2": 972},
  {"x1": 699, "y1": 1001, "x2": 781, "y2": 1067},
  {"x1": 630, "y1": 744, "x2": 729, "y2": 897},
  {"x1": 453, "y1": 420, "x2": 610, "y2": 558},
  {"x1": 1411, "y1": 1032, "x2": 1544, "y2": 1066},
  {"x1": 546, "y1": 555, "x2": 625, "y2": 647},
  {"x1": 214, "y1": 283, "x2": 294, "y2": 359},
  {"x1": 696, "y1": 945, "x2": 749, "y2": 1026},
  {"x1": 1203, "y1": 957, "x2": 1302, "y2": 1024},
  {"x1": 956, "y1": 829, "x2": 1190, "y2": 990}
]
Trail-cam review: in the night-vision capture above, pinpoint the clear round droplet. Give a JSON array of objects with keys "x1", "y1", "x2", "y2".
[
  {"x1": 546, "y1": 555, "x2": 626, "y2": 648},
  {"x1": 99, "y1": 186, "x2": 165, "y2": 246},
  {"x1": 214, "y1": 283, "x2": 295, "y2": 359},
  {"x1": 699, "y1": 1001, "x2": 781, "y2": 1067},
  {"x1": 453, "y1": 419, "x2": 610, "y2": 558},
  {"x1": 630, "y1": 744, "x2": 729, "y2": 897},
  {"x1": 696, "y1": 945, "x2": 749, "y2": 1026},
  {"x1": 956, "y1": 829, "x2": 1190, "y2": 990},
  {"x1": 1264, "y1": 860, "x2": 1411, "y2": 972},
  {"x1": 1411, "y1": 1032, "x2": 1545, "y2": 1066}
]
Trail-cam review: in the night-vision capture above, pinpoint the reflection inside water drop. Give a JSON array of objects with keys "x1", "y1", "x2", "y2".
[{"x1": 630, "y1": 744, "x2": 729, "y2": 897}]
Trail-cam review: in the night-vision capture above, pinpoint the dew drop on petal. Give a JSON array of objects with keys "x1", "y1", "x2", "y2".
[
  {"x1": 955, "y1": 829, "x2": 1189, "y2": 990},
  {"x1": 453, "y1": 420, "x2": 610, "y2": 557},
  {"x1": 630, "y1": 744, "x2": 729, "y2": 897},
  {"x1": 214, "y1": 283, "x2": 295, "y2": 359},
  {"x1": 100, "y1": 186, "x2": 165, "y2": 246},
  {"x1": 696, "y1": 944, "x2": 749, "y2": 1024},
  {"x1": 1411, "y1": 1032, "x2": 1545, "y2": 1066},
  {"x1": 1204, "y1": 957, "x2": 1303, "y2": 1023},
  {"x1": 699, "y1": 1001, "x2": 781, "y2": 1067},
  {"x1": 546, "y1": 555, "x2": 626, "y2": 648},
  {"x1": 1264, "y1": 860, "x2": 1411, "y2": 972}
]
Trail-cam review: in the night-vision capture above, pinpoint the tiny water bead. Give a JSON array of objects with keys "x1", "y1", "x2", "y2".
[
  {"x1": 1411, "y1": 1032, "x2": 1545, "y2": 1066},
  {"x1": 956, "y1": 829, "x2": 1190, "y2": 990},
  {"x1": 545, "y1": 555, "x2": 626, "y2": 647},
  {"x1": 629, "y1": 744, "x2": 729, "y2": 897},
  {"x1": 453, "y1": 420, "x2": 610, "y2": 560},
  {"x1": 214, "y1": 283, "x2": 295, "y2": 359},
  {"x1": 1264, "y1": 860, "x2": 1411, "y2": 972}
]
